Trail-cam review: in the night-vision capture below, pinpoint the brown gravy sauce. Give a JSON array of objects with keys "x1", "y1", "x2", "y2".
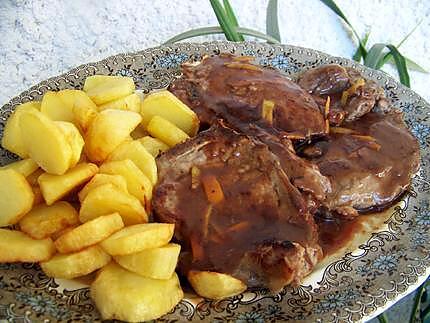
[{"x1": 314, "y1": 202, "x2": 397, "y2": 270}]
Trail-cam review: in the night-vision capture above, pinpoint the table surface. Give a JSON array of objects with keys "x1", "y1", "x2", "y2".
[{"x1": 0, "y1": 0, "x2": 429, "y2": 321}]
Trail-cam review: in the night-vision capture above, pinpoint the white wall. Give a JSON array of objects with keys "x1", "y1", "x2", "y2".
[{"x1": 1, "y1": 0, "x2": 429, "y2": 104}]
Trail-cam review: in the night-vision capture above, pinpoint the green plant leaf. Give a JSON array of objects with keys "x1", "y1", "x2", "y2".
[
  {"x1": 385, "y1": 45, "x2": 410, "y2": 87},
  {"x1": 237, "y1": 27, "x2": 281, "y2": 43},
  {"x1": 386, "y1": 56, "x2": 428, "y2": 73},
  {"x1": 352, "y1": 30, "x2": 370, "y2": 62},
  {"x1": 410, "y1": 282, "x2": 427, "y2": 323},
  {"x1": 364, "y1": 43, "x2": 387, "y2": 69},
  {"x1": 319, "y1": 0, "x2": 367, "y2": 59},
  {"x1": 163, "y1": 26, "x2": 281, "y2": 44},
  {"x1": 266, "y1": 0, "x2": 281, "y2": 42},
  {"x1": 163, "y1": 27, "x2": 224, "y2": 44},
  {"x1": 210, "y1": 0, "x2": 241, "y2": 41},
  {"x1": 397, "y1": 18, "x2": 422, "y2": 48},
  {"x1": 377, "y1": 312, "x2": 388, "y2": 323},
  {"x1": 223, "y1": 0, "x2": 244, "y2": 41}
]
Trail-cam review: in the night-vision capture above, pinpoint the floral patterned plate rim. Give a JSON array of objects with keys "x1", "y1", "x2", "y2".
[{"x1": 0, "y1": 41, "x2": 429, "y2": 323}]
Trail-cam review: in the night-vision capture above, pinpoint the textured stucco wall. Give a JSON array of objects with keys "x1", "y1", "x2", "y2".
[{"x1": 0, "y1": 0, "x2": 429, "y2": 105}]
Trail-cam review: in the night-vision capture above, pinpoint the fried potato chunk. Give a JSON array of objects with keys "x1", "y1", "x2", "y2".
[
  {"x1": 85, "y1": 109, "x2": 141, "y2": 162},
  {"x1": 0, "y1": 159, "x2": 38, "y2": 177},
  {"x1": 38, "y1": 163, "x2": 98, "y2": 205},
  {"x1": 1, "y1": 101, "x2": 40, "y2": 158},
  {"x1": 147, "y1": 116, "x2": 189, "y2": 147},
  {"x1": 79, "y1": 183, "x2": 147, "y2": 225},
  {"x1": 187, "y1": 270, "x2": 247, "y2": 299},
  {"x1": 19, "y1": 110, "x2": 73, "y2": 175},
  {"x1": 107, "y1": 140, "x2": 157, "y2": 185},
  {"x1": 141, "y1": 90, "x2": 199, "y2": 136},
  {"x1": 40, "y1": 245, "x2": 110, "y2": 279},
  {"x1": 0, "y1": 229, "x2": 55, "y2": 262},
  {"x1": 84, "y1": 75, "x2": 135, "y2": 105},
  {"x1": 0, "y1": 169, "x2": 34, "y2": 227},
  {"x1": 78, "y1": 173, "x2": 128, "y2": 202},
  {"x1": 114, "y1": 243, "x2": 180, "y2": 279},
  {"x1": 99, "y1": 159, "x2": 152, "y2": 204},
  {"x1": 98, "y1": 93, "x2": 141, "y2": 113},
  {"x1": 19, "y1": 201, "x2": 79, "y2": 239},
  {"x1": 54, "y1": 121, "x2": 85, "y2": 168},
  {"x1": 91, "y1": 262, "x2": 183, "y2": 322},
  {"x1": 100, "y1": 223, "x2": 174, "y2": 256},
  {"x1": 138, "y1": 136, "x2": 169, "y2": 157},
  {"x1": 55, "y1": 213, "x2": 124, "y2": 253},
  {"x1": 40, "y1": 91, "x2": 74, "y2": 122}
]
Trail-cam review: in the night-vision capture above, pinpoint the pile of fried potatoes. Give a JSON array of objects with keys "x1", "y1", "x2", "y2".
[{"x1": 0, "y1": 75, "x2": 201, "y2": 322}]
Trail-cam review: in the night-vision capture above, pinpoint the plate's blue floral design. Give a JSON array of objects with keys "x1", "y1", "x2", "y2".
[
  {"x1": 314, "y1": 289, "x2": 361, "y2": 314},
  {"x1": 15, "y1": 292, "x2": 71, "y2": 320},
  {"x1": 410, "y1": 122, "x2": 430, "y2": 146},
  {"x1": 156, "y1": 52, "x2": 189, "y2": 68},
  {"x1": 0, "y1": 41, "x2": 429, "y2": 323}
]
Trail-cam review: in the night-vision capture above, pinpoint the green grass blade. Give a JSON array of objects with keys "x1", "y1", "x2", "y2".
[
  {"x1": 397, "y1": 19, "x2": 422, "y2": 48},
  {"x1": 210, "y1": 0, "x2": 241, "y2": 41},
  {"x1": 364, "y1": 43, "x2": 387, "y2": 69},
  {"x1": 319, "y1": 0, "x2": 367, "y2": 59},
  {"x1": 163, "y1": 26, "x2": 224, "y2": 44},
  {"x1": 223, "y1": 0, "x2": 244, "y2": 41},
  {"x1": 236, "y1": 27, "x2": 281, "y2": 43},
  {"x1": 266, "y1": 0, "x2": 281, "y2": 42},
  {"x1": 352, "y1": 30, "x2": 370, "y2": 61},
  {"x1": 386, "y1": 44, "x2": 410, "y2": 87},
  {"x1": 164, "y1": 26, "x2": 281, "y2": 44},
  {"x1": 377, "y1": 312, "x2": 389, "y2": 323},
  {"x1": 378, "y1": 51, "x2": 428, "y2": 73},
  {"x1": 410, "y1": 282, "x2": 427, "y2": 323},
  {"x1": 385, "y1": 56, "x2": 428, "y2": 73},
  {"x1": 404, "y1": 56, "x2": 428, "y2": 73}
]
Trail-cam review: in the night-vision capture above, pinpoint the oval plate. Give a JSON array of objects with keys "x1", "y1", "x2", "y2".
[{"x1": 0, "y1": 41, "x2": 429, "y2": 323}]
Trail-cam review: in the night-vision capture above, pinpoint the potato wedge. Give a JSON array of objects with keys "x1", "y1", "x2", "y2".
[
  {"x1": 57, "y1": 90, "x2": 99, "y2": 132},
  {"x1": 100, "y1": 223, "x2": 174, "y2": 256},
  {"x1": 147, "y1": 116, "x2": 189, "y2": 147},
  {"x1": 38, "y1": 163, "x2": 98, "y2": 205},
  {"x1": 114, "y1": 243, "x2": 180, "y2": 279},
  {"x1": 107, "y1": 140, "x2": 157, "y2": 185},
  {"x1": 0, "y1": 229, "x2": 55, "y2": 262},
  {"x1": 85, "y1": 109, "x2": 142, "y2": 162},
  {"x1": 19, "y1": 201, "x2": 79, "y2": 239},
  {"x1": 98, "y1": 93, "x2": 141, "y2": 113},
  {"x1": 41, "y1": 91, "x2": 74, "y2": 122},
  {"x1": 79, "y1": 183, "x2": 147, "y2": 225},
  {"x1": 78, "y1": 173, "x2": 128, "y2": 202},
  {"x1": 91, "y1": 262, "x2": 183, "y2": 322},
  {"x1": 40, "y1": 245, "x2": 110, "y2": 279},
  {"x1": 141, "y1": 90, "x2": 199, "y2": 136},
  {"x1": 0, "y1": 159, "x2": 38, "y2": 177},
  {"x1": 99, "y1": 159, "x2": 152, "y2": 203},
  {"x1": 55, "y1": 121, "x2": 85, "y2": 168},
  {"x1": 84, "y1": 75, "x2": 135, "y2": 105},
  {"x1": 138, "y1": 136, "x2": 169, "y2": 157},
  {"x1": 0, "y1": 169, "x2": 34, "y2": 227},
  {"x1": 55, "y1": 213, "x2": 124, "y2": 253},
  {"x1": 51, "y1": 225, "x2": 77, "y2": 241},
  {"x1": 1, "y1": 101, "x2": 40, "y2": 158},
  {"x1": 187, "y1": 270, "x2": 247, "y2": 299},
  {"x1": 19, "y1": 110, "x2": 73, "y2": 175}
]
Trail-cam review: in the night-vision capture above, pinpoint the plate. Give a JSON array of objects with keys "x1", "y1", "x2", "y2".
[{"x1": 0, "y1": 41, "x2": 429, "y2": 323}]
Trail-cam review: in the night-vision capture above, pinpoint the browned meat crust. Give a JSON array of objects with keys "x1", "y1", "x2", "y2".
[{"x1": 153, "y1": 122, "x2": 322, "y2": 291}]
